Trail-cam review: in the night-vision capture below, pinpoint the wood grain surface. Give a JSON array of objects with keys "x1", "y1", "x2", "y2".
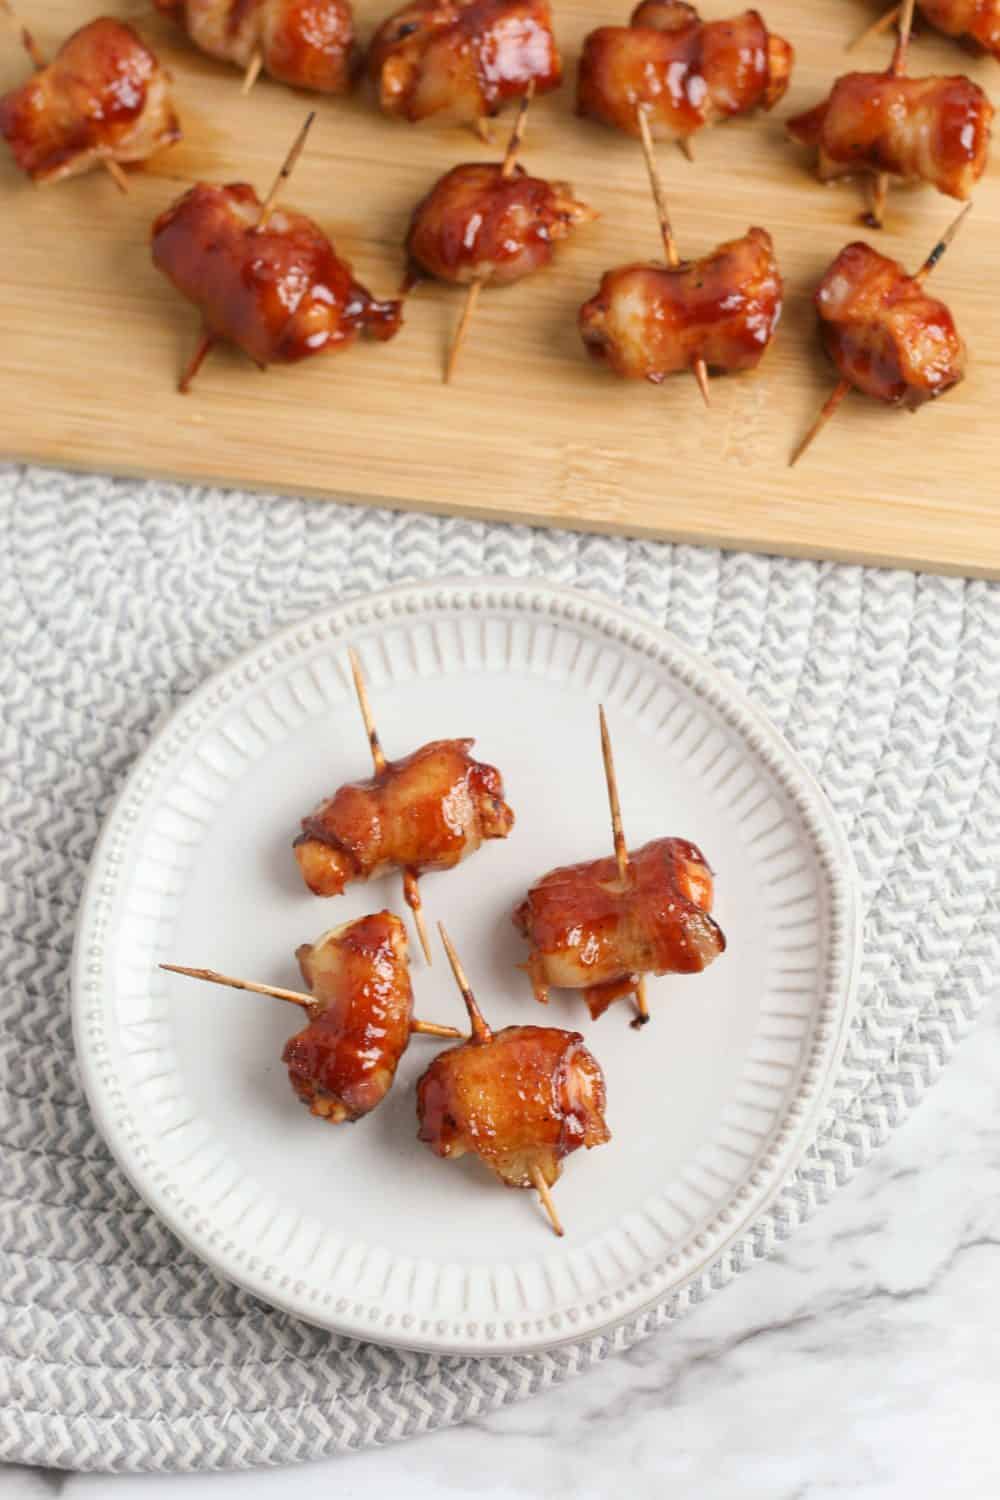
[{"x1": 2, "y1": 1, "x2": 998, "y2": 575}]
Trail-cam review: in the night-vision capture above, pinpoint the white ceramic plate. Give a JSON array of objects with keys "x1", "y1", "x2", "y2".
[{"x1": 73, "y1": 580, "x2": 860, "y2": 1356}]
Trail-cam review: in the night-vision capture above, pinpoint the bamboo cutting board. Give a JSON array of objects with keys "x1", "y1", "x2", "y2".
[{"x1": 2, "y1": 1, "x2": 999, "y2": 575}]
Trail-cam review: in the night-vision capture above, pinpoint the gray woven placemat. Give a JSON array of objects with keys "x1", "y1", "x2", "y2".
[{"x1": 3, "y1": 462, "x2": 999, "y2": 1472}]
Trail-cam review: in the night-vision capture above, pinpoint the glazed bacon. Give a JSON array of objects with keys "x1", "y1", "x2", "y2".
[
  {"x1": 284, "y1": 913, "x2": 416, "y2": 1122},
  {"x1": 0, "y1": 18, "x2": 181, "y2": 185},
  {"x1": 577, "y1": 1, "x2": 794, "y2": 141},
  {"x1": 151, "y1": 182, "x2": 402, "y2": 368},
  {"x1": 815, "y1": 241, "x2": 966, "y2": 408},
  {"x1": 154, "y1": 0, "x2": 358, "y2": 93},
  {"x1": 295, "y1": 738, "x2": 515, "y2": 897},
  {"x1": 368, "y1": 0, "x2": 562, "y2": 125},
  {"x1": 914, "y1": 0, "x2": 1000, "y2": 58},
  {"x1": 579, "y1": 227, "x2": 782, "y2": 382},
  {"x1": 405, "y1": 162, "x2": 595, "y2": 286},
  {"x1": 417, "y1": 1024, "x2": 610, "y2": 1188},
  {"x1": 787, "y1": 72, "x2": 993, "y2": 201},
  {"x1": 513, "y1": 836, "x2": 726, "y2": 1018}
]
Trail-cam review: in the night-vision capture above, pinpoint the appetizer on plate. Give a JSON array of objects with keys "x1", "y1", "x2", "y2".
[
  {"x1": 514, "y1": 836, "x2": 727, "y2": 1019},
  {"x1": 368, "y1": 0, "x2": 561, "y2": 130},
  {"x1": 514, "y1": 708, "x2": 726, "y2": 1024},
  {"x1": 0, "y1": 16, "x2": 180, "y2": 188},
  {"x1": 162, "y1": 912, "x2": 463, "y2": 1124},
  {"x1": 578, "y1": 1, "x2": 793, "y2": 143},
  {"x1": 154, "y1": 0, "x2": 358, "y2": 95},
  {"x1": 791, "y1": 206, "x2": 969, "y2": 463},
  {"x1": 151, "y1": 116, "x2": 402, "y2": 391},
  {"x1": 295, "y1": 649, "x2": 515, "y2": 962},
  {"x1": 418, "y1": 927, "x2": 611, "y2": 1235}
]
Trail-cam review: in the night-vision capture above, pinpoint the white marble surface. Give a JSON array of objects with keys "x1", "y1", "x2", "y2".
[{"x1": 4, "y1": 1003, "x2": 999, "y2": 1500}]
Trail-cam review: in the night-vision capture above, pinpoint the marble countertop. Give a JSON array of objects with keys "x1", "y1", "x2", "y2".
[{"x1": 5, "y1": 1003, "x2": 998, "y2": 1500}]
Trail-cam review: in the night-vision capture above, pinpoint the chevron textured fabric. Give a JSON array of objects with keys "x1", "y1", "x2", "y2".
[{"x1": 2, "y1": 463, "x2": 999, "y2": 1471}]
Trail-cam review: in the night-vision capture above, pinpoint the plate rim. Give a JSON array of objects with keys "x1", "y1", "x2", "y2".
[{"x1": 72, "y1": 577, "x2": 862, "y2": 1357}]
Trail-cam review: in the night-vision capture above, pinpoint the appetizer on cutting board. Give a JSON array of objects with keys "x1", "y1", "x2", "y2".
[
  {"x1": 154, "y1": 0, "x2": 358, "y2": 95},
  {"x1": 151, "y1": 116, "x2": 402, "y2": 391},
  {"x1": 368, "y1": 0, "x2": 561, "y2": 131},
  {"x1": 578, "y1": 1, "x2": 794, "y2": 144},
  {"x1": 858, "y1": 1, "x2": 1000, "y2": 60},
  {"x1": 405, "y1": 92, "x2": 597, "y2": 380},
  {"x1": 514, "y1": 708, "x2": 727, "y2": 1024},
  {"x1": 162, "y1": 913, "x2": 463, "y2": 1124},
  {"x1": 0, "y1": 15, "x2": 180, "y2": 189},
  {"x1": 418, "y1": 926, "x2": 611, "y2": 1236},
  {"x1": 791, "y1": 206, "x2": 970, "y2": 464},
  {"x1": 789, "y1": 0, "x2": 993, "y2": 227},
  {"x1": 579, "y1": 106, "x2": 782, "y2": 397}
]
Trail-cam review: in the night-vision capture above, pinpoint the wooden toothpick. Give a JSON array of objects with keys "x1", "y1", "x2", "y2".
[
  {"x1": 437, "y1": 925, "x2": 566, "y2": 1238},
  {"x1": 256, "y1": 110, "x2": 315, "y2": 231},
  {"x1": 868, "y1": 0, "x2": 916, "y2": 229},
  {"x1": 178, "y1": 112, "x2": 315, "y2": 394},
  {"x1": 347, "y1": 647, "x2": 433, "y2": 964},
  {"x1": 848, "y1": 2, "x2": 902, "y2": 52},
  {"x1": 635, "y1": 104, "x2": 710, "y2": 407},
  {"x1": 445, "y1": 84, "x2": 534, "y2": 384},
  {"x1": 410, "y1": 1018, "x2": 464, "y2": 1038},
  {"x1": 912, "y1": 201, "x2": 972, "y2": 285},
  {"x1": 530, "y1": 1164, "x2": 564, "y2": 1237},
  {"x1": 437, "y1": 924, "x2": 492, "y2": 1044},
  {"x1": 161, "y1": 963, "x2": 316, "y2": 1011},
  {"x1": 160, "y1": 962, "x2": 463, "y2": 1036},
  {"x1": 598, "y1": 706, "x2": 649, "y2": 1027},
  {"x1": 1, "y1": 1, "x2": 129, "y2": 193},
  {"x1": 790, "y1": 202, "x2": 972, "y2": 468},
  {"x1": 241, "y1": 46, "x2": 264, "y2": 96}
]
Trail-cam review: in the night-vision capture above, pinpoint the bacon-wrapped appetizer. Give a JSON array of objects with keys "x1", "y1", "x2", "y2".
[
  {"x1": 163, "y1": 913, "x2": 464, "y2": 1124},
  {"x1": 296, "y1": 650, "x2": 515, "y2": 962},
  {"x1": 916, "y1": 0, "x2": 1000, "y2": 54},
  {"x1": 790, "y1": 207, "x2": 970, "y2": 465},
  {"x1": 296, "y1": 738, "x2": 515, "y2": 895},
  {"x1": 787, "y1": 72, "x2": 993, "y2": 203},
  {"x1": 418, "y1": 928, "x2": 610, "y2": 1233},
  {"x1": 580, "y1": 227, "x2": 783, "y2": 383},
  {"x1": 577, "y1": 2, "x2": 794, "y2": 142},
  {"x1": 152, "y1": 180, "x2": 402, "y2": 383},
  {"x1": 0, "y1": 17, "x2": 181, "y2": 186},
  {"x1": 815, "y1": 241, "x2": 965, "y2": 408},
  {"x1": 868, "y1": 2, "x2": 1000, "y2": 60},
  {"x1": 368, "y1": 0, "x2": 562, "y2": 126},
  {"x1": 514, "y1": 836, "x2": 727, "y2": 1019},
  {"x1": 154, "y1": 0, "x2": 358, "y2": 93},
  {"x1": 406, "y1": 161, "x2": 595, "y2": 286}
]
